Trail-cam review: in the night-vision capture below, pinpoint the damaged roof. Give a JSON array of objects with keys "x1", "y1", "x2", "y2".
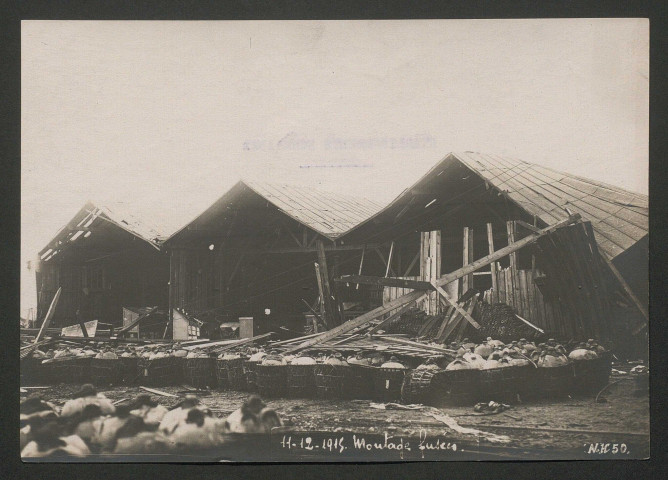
[
  {"x1": 348, "y1": 152, "x2": 648, "y2": 260},
  {"x1": 39, "y1": 201, "x2": 170, "y2": 260},
  {"x1": 166, "y1": 180, "x2": 385, "y2": 242}
]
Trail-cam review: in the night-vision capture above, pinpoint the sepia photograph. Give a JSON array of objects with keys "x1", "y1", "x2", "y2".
[{"x1": 19, "y1": 19, "x2": 649, "y2": 462}]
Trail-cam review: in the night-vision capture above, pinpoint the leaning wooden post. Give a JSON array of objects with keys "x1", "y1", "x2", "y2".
[
  {"x1": 486, "y1": 223, "x2": 498, "y2": 303},
  {"x1": 462, "y1": 227, "x2": 474, "y2": 295},
  {"x1": 316, "y1": 239, "x2": 337, "y2": 328},
  {"x1": 506, "y1": 221, "x2": 520, "y2": 310},
  {"x1": 385, "y1": 241, "x2": 395, "y2": 278},
  {"x1": 34, "y1": 287, "x2": 62, "y2": 344}
]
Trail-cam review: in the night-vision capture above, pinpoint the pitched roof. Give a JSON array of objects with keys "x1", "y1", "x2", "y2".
[
  {"x1": 348, "y1": 152, "x2": 648, "y2": 260},
  {"x1": 39, "y1": 201, "x2": 169, "y2": 259},
  {"x1": 243, "y1": 180, "x2": 385, "y2": 239},
  {"x1": 165, "y1": 180, "x2": 385, "y2": 243}
]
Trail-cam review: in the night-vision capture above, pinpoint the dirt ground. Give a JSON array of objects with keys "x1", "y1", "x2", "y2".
[{"x1": 21, "y1": 369, "x2": 649, "y2": 461}]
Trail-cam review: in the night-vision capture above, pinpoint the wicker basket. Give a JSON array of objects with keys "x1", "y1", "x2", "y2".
[
  {"x1": 138, "y1": 356, "x2": 182, "y2": 387},
  {"x1": 184, "y1": 357, "x2": 218, "y2": 389},
  {"x1": 20, "y1": 357, "x2": 45, "y2": 385},
  {"x1": 401, "y1": 368, "x2": 439, "y2": 404},
  {"x1": 219, "y1": 357, "x2": 247, "y2": 391},
  {"x1": 119, "y1": 357, "x2": 140, "y2": 385},
  {"x1": 286, "y1": 364, "x2": 317, "y2": 398},
  {"x1": 49, "y1": 357, "x2": 92, "y2": 384},
  {"x1": 535, "y1": 364, "x2": 574, "y2": 398},
  {"x1": 255, "y1": 364, "x2": 288, "y2": 397},
  {"x1": 571, "y1": 353, "x2": 612, "y2": 396},
  {"x1": 90, "y1": 358, "x2": 124, "y2": 386},
  {"x1": 314, "y1": 364, "x2": 348, "y2": 399},
  {"x1": 243, "y1": 360, "x2": 262, "y2": 392},
  {"x1": 342, "y1": 365, "x2": 375, "y2": 400},
  {"x1": 372, "y1": 367, "x2": 409, "y2": 403},
  {"x1": 479, "y1": 365, "x2": 534, "y2": 403},
  {"x1": 431, "y1": 369, "x2": 482, "y2": 406}
]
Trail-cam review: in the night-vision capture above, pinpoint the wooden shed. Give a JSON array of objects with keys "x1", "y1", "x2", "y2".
[
  {"x1": 162, "y1": 180, "x2": 385, "y2": 335},
  {"x1": 35, "y1": 202, "x2": 171, "y2": 329}
]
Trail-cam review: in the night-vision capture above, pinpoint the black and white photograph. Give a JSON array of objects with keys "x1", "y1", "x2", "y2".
[{"x1": 19, "y1": 19, "x2": 649, "y2": 462}]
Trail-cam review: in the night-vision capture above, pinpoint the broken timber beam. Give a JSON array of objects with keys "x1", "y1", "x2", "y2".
[
  {"x1": 600, "y1": 253, "x2": 648, "y2": 333},
  {"x1": 287, "y1": 215, "x2": 580, "y2": 353},
  {"x1": 431, "y1": 283, "x2": 481, "y2": 329},
  {"x1": 34, "y1": 287, "x2": 62, "y2": 344},
  {"x1": 116, "y1": 307, "x2": 159, "y2": 337},
  {"x1": 334, "y1": 275, "x2": 434, "y2": 291},
  {"x1": 365, "y1": 295, "x2": 428, "y2": 335}
]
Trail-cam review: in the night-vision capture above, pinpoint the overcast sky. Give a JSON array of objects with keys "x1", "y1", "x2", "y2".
[{"x1": 21, "y1": 19, "x2": 649, "y2": 318}]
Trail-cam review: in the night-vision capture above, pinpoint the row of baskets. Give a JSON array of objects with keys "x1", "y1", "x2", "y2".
[{"x1": 21, "y1": 353, "x2": 611, "y2": 405}]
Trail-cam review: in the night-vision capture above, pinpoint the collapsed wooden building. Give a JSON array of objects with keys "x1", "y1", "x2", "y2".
[
  {"x1": 35, "y1": 202, "x2": 171, "y2": 332},
  {"x1": 334, "y1": 152, "x2": 648, "y2": 351}
]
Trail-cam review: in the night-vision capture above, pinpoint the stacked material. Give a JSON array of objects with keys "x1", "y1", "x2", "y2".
[{"x1": 20, "y1": 387, "x2": 282, "y2": 459}]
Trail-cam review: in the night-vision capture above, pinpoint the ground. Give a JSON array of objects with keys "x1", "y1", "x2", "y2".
[{"x1": 21, "y1": 369, "x2": 649, "y2": 461}]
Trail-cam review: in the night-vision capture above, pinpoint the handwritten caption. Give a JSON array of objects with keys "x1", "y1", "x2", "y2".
[
  {"x1": 279, "y1": 429, "x2": 457, "y2": 460},
  {"x1": 584, "y1": 443, "x2": 631, "y2": 456}
]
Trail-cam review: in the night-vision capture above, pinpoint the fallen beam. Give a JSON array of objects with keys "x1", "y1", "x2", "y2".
[
  {"x1": 116, "y1": 307, "x2": 159, "y2": 336},
  {"x1": 366, "y1": 295, "x2": 428, "y2": 335},
  {"x1": 287, "y1": 216, "x2": 579, "y2": 354},
  {"x1": 139, "y1": 386, "x2": 178, "y2": 397},
  {"x1": 210, "y1": 332, "x2": 274, "y2": 353},
  {"x1": 285, "y1": 290, "x2": 427, "y2": 353},
  {"x1": 335, "y1": 275, "x2": 434, "y2": 290},
  {"x1": 432, "y1": 283, "x2": 481, "y2": 330},
  {"x1": 35, "y1": 287, "x2": 62, "y2": 344}
]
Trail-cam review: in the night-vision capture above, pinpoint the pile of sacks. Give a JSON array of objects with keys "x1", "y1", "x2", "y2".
[{"x1": 20, "y1": 385, "x2": 282, "y2": 458}]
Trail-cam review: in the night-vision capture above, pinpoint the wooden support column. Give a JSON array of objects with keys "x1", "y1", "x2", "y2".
[
  {"x1": 420, "y1": 231, "x2": 441, "y2": 315},
  {"x1": 356, "y1": 246, "x2": 365, "y2": 290},
  {"x1": 316, "y1": 240, "x2": 337, "y2": 328},
  {"x1": 462, "y1": 227, "x2": 474, "y2": 296},
  {"x1": 166, "y1": 250, "x2": 175, "y2": 339},
  {"x1": 487, "y1": 223, "x2": 498, "y2": 304},
  {"x1": 506, "y1": 221, "x2": 520, "y2": 311},
  {"x1": 385, "y1": 241, "x2": 395, "y2": 278}
]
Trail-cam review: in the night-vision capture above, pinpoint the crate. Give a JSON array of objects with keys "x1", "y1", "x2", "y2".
[
  {"x1": 90, "y1": 358, "x2": 123, "y2": 386},
  {"x1": 372, "y1": 367, "x2": 409, "y2": 403},
  {"x1": 255, "y1": 364, "x2": 288, "y2": 398},
  {"x1": 342, "y1": 365, "x2": 375, "y2": 400},
  {"x1": 431, "y1": 369, "x2": 482, "y2": 406},
  {"x1": 138, "y1": 357, "x2": 182, "y2": 387},
  {"x1": 184, "y1": 357, "x2": 218, "y2": 389},
  {"x1": 314, "y1": 364, "x2": 348, "y2": 399},
  {"x1": 401, "y1": 368, "x2": 439, "y2": 404},
  {"x1": 286, "y1": 364, "x2": 317, "y2": 398}
]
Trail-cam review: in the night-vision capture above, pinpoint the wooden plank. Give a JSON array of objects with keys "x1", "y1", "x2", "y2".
[
  {"x1": 35, "y1": 287, "x2": 62, "y2": 344},
  {"x1": 432, "y1": 283, "x2": 481, "y2": 329},
  {"x1": 285, "y1": 290, "x2": 428, "y2": 353},
  {"x1": 316, "y1": 240, "x2": 338, "y2": 328},
  {"x1": 515, "y1": 219, "x2": 542, "y2": 234},
  {"x1": 356, "y1": 246, "x2": 366, "y2": 290},
  {"x1": 376, "y1": 336, "x2": 457, "y2": 355},
  {"x1": 515, "y1": 313, "x2": 545, "y2": 334},
  {"x1": 506, "y1": 221, "x2": 523, "y2": 316},
  {"x1": 454, "y1": 297, "x2": 478, "y2": 342},
  {"x1": 601, "y1": 251, "x2": 648, "y2": 331},
  {"x1": 211, "y1": 332, "x2": 274, "y2": 353},
  {"x1": 462, "y1": 227, "x2": 473, "y2": 294},
  {"x1": 385, "y1": 241, "x2": 395, "y2": 278},
  {"x1": 139, "y1": 386, "x2": 178, "y2": 398},
  {"x1": 61, "y1": 320, "x2": 98, "y2": 338},
  {"x1": 403, "y1": 250, "x2": 420, "y2": 277},
  {"x1": 290, "y1": 216, "x2": 580, "y2": 352},
  {"x1": 314, "y1": 262, "x2": 329, "y2": 329},
  {"x1": 335, "y1": 275, "x2": 434, "y2": 291},
  {"x1": 487, "y1": 223, "x2": 498, "y2": 303},
  {"x1": 116, "y1": 307, "x2": 158, "y2": 336},
  {"x1": 366, "y1": 301, "x2": 416, "y2": 335}
]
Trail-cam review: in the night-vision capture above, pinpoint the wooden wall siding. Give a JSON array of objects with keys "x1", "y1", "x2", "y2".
[
  {"x1": 480, "y1": 222, "x2": 613, "y2": 340},
  {"x1": 420, "y1": 231, "x2": 441, "y2": 315}
]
